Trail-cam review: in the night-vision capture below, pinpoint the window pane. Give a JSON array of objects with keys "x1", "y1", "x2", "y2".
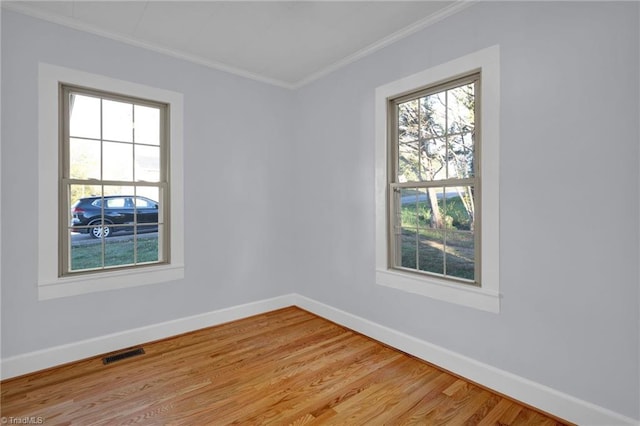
[
  {"x1": 134, "y1": 194, "x2": 159, "y2": 233},
  {"x1": 399, "y1": 188, "x2": 418, "y2": 228},
  {"x1": 415, "y1": 188, "x2": 431, "y2": 229},
  {"x1": 136, "y1": 186, "x2": 160, "y2": 206},
  {"x1": 447, "y1": 84, "x2": 475, "y2": 134},
  {"x1": 135, "y1": 145, "x2": 160, "y2": 182},
  {"x1": 420, "y1": 92, "x2": 446, "y2": 138},
  {"x1": 448, "y1": 133, "x2": 474, "y2": 179},
  {"x1": 85, "y1": 198, "x2": 108, "y2": 237},
  {"x1": 103, "y1": 141, "x2": 133, "y2": 181},
  {"x1": 137, "y1": 233, "x2": 159, "y2": 263},
  {"x1": 70, "y1": 231, "x2": 103, "y2": 271},
  {"x1": 423, "y1": 187, "x2": 445, "y2": 229},
  {"x1": 398, "y1": 142, "x2": 419, "y2": 183},
  {"x1": 104, "y1": 235, "x2": 134, "y2": 267},
  {"x1": 69, "y1": 183, "x2": 101, "y2": 212},
  {"x1": 398, "y1": 100, "x2": 419, "y2": 143},
  {"x1": 444, "y1": 186, "x2": 475, "y2": 231},
  {"x1": 134, "y1": 105, "x2": 160, "y2": 146},
  {"x1": 445, "y1": 231, "x2": 475, "y2": 281},
  {"x1": 103, "y1": 99, "x2": 133, "y2": 142},
  {"x1": 398, "y1": 228, "x2": 418, "y2": 269},
  {"x1": 420, "y1": 138, "x2": 446, "y2": 181},
  {"x1": 103, "y1": 184, "x2": 134, "y2": 197},
  {"x1": 69, "y1": 138, "x2": 101, "y2": 180},
  {"x1": 69, "y1": 184, "x2": 102, "y2": 236},
  {"x1": 418, "y1": 229, "x2": 444, "y2": 275},
  {"x1": 69, "y1": 94, "x2": 100, "y2": 140}
]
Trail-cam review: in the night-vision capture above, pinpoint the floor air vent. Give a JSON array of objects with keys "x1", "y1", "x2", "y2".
[{"x1": 102, "y1": 347, "x2": 145, "y2": 365}]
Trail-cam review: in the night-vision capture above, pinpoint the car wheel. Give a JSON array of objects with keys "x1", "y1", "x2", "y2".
[{"x1": 89, "y1": 222, "x2": 111, "y2": 239}]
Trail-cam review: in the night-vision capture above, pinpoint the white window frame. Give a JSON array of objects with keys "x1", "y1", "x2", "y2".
[
  {"x1": 38, "y1": 63, "x2": 184, "y2": 300},
  {"x1": 375, "y1": 46, "x2": 500, "y2": 313}
]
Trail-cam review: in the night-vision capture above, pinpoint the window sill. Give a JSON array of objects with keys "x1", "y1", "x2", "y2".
[
  {"x1": 376, "y1": 269, "x2": 500, "y2": 313},
  {"x1": 38, "y1": 264, "x2": 185, "y2": 300}
]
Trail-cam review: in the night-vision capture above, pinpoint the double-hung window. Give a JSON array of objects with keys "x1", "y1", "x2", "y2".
[
  {"x1": 60, "y1": 85, "x2": 169, "y2": 275},
  {"x1": 390, "y1": 74, "x2": 479, "y2": 284},
  {"x1": 375, "y1": 46, "x2": 500, "y2": 313}
]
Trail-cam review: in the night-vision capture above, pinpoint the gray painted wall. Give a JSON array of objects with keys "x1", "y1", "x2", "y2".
[
  {"x1": 291, "y1": 2, "x2": 639, "y2": 419},
  {"x1": 1, "y1": 1, "x2": 639, "y2": 420},
  {"x1": 1, "y1": 10, "x2": 295, "y2": 355}
]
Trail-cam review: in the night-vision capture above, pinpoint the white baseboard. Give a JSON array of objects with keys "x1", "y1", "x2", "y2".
[
  {"x1": 292, "y1": 295, "x2": 639, "y2": 426},
  {"x1": 2, "y1": 293, "x2": 637, "y2": 425},
  {"x1": 0, "y1": 294, "x2": 295, "y2": 380}
]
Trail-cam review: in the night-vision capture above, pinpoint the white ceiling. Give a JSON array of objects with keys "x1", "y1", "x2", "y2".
[{"x1": 3, "y1": 1, "x2": 469, "y2": 88}]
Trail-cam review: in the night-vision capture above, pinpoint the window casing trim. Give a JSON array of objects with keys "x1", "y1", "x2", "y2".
[
  {"x1": 38, "y1": 63, "x2": 184, "y2": 300},
  {"x1": 374, "y1": 46, "x2": 500, "y2": 313}
]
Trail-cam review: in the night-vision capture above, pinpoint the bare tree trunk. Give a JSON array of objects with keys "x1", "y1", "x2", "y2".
[
  {"x1": 427, "y1": 188, "x2": 443, "y2": 228},
  {"x1": 456, "y1": 186, "x2": 475, "y2": 231}
]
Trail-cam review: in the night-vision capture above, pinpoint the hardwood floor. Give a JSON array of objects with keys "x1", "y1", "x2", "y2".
[{"x1": 1, "y1": 307, "x2": 570, "y2": 425}]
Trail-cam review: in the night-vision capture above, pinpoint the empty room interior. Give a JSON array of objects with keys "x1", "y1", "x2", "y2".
[{"x1": 1, "y1": 1, "x2": 639, "y2": 424}]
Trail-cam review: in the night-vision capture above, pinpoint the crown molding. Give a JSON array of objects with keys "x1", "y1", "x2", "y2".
[
  {"x1": 292, "y1": 0, "x2": 475, "y2": 89},
  {"x1": 1, "y1": 1, "x2": 296, "y2": 89},
  {"x1": 2, "y1": 1, "x2": 473, "y2": 90}
]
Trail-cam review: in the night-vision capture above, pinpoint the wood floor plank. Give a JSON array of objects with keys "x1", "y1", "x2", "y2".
[
  {"x1": 1, "y1": 307, "x2": 572, "y2": 425},
  {"x1": 477, "y1": 398, "x2": 518, "y2": 426},
  {"x1": 388, "y1": 371, "x2": 459, "y2": 424}
]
